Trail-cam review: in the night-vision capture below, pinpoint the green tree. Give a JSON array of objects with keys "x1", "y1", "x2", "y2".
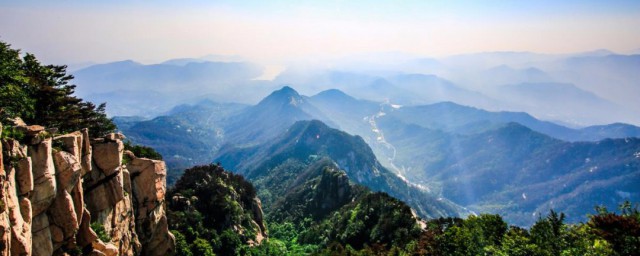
[
  {"x1": 0, "y1": 41, "x2": 33, "y2": 121},
  {"x1": 497, "y1": 226, "x2": 539, "y2": 256},
  {"x1": 465, "y1": 214, "x2": 508, "y2": 248},
  {"x1": 437, "y1": 224, "x2": 483, "y2": 256},
  {"x1": 530, "y1": 210, "x2": 566, "y2": 256},
  {"x1": 167, "y1": 164, "x2": 270, "y2": 255},
  {"x1": 563, "y1": 224, "x2": 614, "y2": 256},
  {"x1": 0, "y1": 40, "x2": 115, "y2": 137},
  {"x1": 589, "y1": 201, "x2": 640, "y2": 255},
  {"x1": 191, "y1": 238, "x2": 215, "y2": 256},
  {"x1": 219, "y1": 229, "x2": 242, "y2": 256},
  {"x1": 124, "y1": 140, "x2": 163, "y2": 160},
  {"x1": 269, "y1": 221, "x2": 301, "y2": 249},
  {"x1": 246, "y1": 239, "x2": 288, "y2": 256},
  {"x1": 172, "y1": 230, "x2": 193, "y2": 256}
]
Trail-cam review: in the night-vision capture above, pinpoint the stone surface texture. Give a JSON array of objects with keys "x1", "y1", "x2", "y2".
[{"x1": 0, "y1": 124, "x2": 175, "y2": 256}]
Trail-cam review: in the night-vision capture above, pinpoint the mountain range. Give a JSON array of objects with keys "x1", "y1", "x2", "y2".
[
  {"x1": 215, "y1": 119, "x2": 463, "y2": 219},
  {"x1": 115, "y1": 86, "x2": 640, "y2": 225},
  {"x1": 376, "y1": 119, "x2": 640, "y2": 225},
  {"x1": 75, "y1": 50, "x2": 640, "y2": 125},
  {"x1": 72, "y1": 60, "x2": 273, "y2": 117},
  {"x1": 4, "y1": 39, "x2": 637, "y2": 254}
]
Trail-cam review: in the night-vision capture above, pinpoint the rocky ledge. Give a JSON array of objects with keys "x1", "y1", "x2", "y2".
[{"x1": 0, "y1": 122, "x2": 175, "y2": 256}]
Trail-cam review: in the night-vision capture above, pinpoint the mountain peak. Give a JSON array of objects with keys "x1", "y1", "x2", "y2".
[
  {"x1": 257, "y1": 86, "x2": 304, "y2": 107},
  {"x1": 277, "y1": 85, "x2": 299, "y2": 95},
  {"x1": 76, "y1": 59, "x2": 142, "y2": 73},
  {"x1": 312, "y1": 89, "x2": 355, "y2": 101},
  {"x1": 270, "y1": 86, "x2": 302, "y2": 100},
  {"x1": 574, "y1": 49, "x2": 616, "y2": 57}
]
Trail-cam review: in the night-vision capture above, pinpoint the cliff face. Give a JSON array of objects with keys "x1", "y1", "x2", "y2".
[{"x1": 0, "y1": 122, "x2": 175, "y2": 256}]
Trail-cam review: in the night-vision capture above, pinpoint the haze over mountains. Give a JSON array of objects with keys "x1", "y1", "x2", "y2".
[
  {"x1": 72, "y1": 59, "x2": 270, "y2": 117},
  {"x1": 214, "y1": 119, "x2": 463, "y2": 219},
  {"x1": 74, "y1": 50, "x2": 640, "y2": 126},
  {"x1": 114, "y1": 84, "x2": 640, "y2": 226},
  {"x1": 66, "y1": 39, "x2": 640, "y2": 227},
  {"x1": 3, "y1": 0, "x2": 639, "y2": 253}
]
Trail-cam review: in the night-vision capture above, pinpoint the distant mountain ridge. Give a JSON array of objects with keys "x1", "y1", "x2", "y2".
[
  {"x1": 224, "y1": 86, "x2": 335, "y2": 146},
  {"x1": 382, "y1": 101, "x2": 640, "y2": 141},
  {"x1": 73, "y1": 60, "x2": 262, "y2": 95},
  {"x1": 492, "y1": 82, "x2": 626, "y2": 125},
  {"x1": 72, "y1": 59, "x2": 270, "y2": 116},
  {"x1": 72, "y1": 49, "x2": 640, "y2": 125},
  {"x1": 116, "y1": 86, "x2": 640, "y2": 225},
  {"x1": 115, "y1": 86, "x2": 640, "y2": 177}
]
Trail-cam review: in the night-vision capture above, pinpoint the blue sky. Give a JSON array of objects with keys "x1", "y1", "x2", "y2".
[{"x1": 1, "y1": 0, "x2": 638, "y2": 65}]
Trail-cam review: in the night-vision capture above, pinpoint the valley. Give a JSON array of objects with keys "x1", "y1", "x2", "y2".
[
  {"x1": 115, "y1": 85, "x2": 640, "y2": 227},
  {"x1": 1, "y1": 41, "x2": 638, "y2": 254},
  {"x1": 3, "y1": 3, "x2": 640, "y2": 251}
]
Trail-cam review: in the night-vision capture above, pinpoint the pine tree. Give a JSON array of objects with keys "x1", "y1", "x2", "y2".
[{"x1": 0, "y1": 40, "x2": 116, "y2": 136}]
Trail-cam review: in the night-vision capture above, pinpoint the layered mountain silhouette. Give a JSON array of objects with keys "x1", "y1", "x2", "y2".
[
  {"x1": 376, "y1": 119, "x2": 640, "y2": 225},
  {"x1": 73, "y1": 60, "x2": 262, "y2": 95},
  {"x1": 75, "y1": 51, "x2": 640, "y2": 125},
  {"x1": 224, "y1": 86, "x2": 335, "y2": 146},
  {"x1": 382, "y1": 101, "x2": 640, "y2": 141},
  {"x1": 215, "y1": 120, "x2": 463, "y2": 219},
  {"x1": 72, "y1": 60, "x2": 269, "y2": 116},
  {"x1": 492, "y1": 82, "x2": 626, "y2": 124},
  {"x1": 116, "y1": 86, "x2": 640, "y2": 225}
]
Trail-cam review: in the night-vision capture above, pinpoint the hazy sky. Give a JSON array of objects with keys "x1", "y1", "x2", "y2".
[{"x1": 1, "y1": 0, "x2": 639, "y2": 65}]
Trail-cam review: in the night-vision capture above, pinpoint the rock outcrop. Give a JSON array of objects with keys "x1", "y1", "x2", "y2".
[
  {"x1": 0, "y1": 122, "x2": 175, "y2": 256},
  {"x1": 127, "y1": 157, "x2": 174, "y2": 256},
  {"x1": 249, "y1": 197, "x2": 266, "y2": 245}
]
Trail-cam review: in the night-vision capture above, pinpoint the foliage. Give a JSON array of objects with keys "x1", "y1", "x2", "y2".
[
  {"x1": 427, "y1": 214, "x2": 508, "y2": 255},
  {"x1": 90, "y1": 222, "x2": 111, "y2": 242},
  {"x1": 300, "y1": 192, "x2": 422, "y2": 250},
  {"x1": 588, "y1": 201, "x2": 640, "y2": 255},
  {"x1": 166, "y1": 164, "x2": 262, "y2": 255},
  {"x1": 113, "y1": 109, "x2": 229, "y2": 174},
  {"x1": 529, "y1": 209, "x2": 566, "y2": 255},
  {"x1": 219, "y1": 229, "x2": 242, "y2": 256},
  {"x1": 1, "y1": 125, "x2": 25, "y2": 141},
  {"x1": 171, "y1": 230, "x2": 193, "y2": 256},
  {"x1": 311, "y1": 204, "x2": 638, "y2": 256},
  {"x1": 244, "y1": 239, "x2": 289, "y2": 256},
  {"x1": 164, "y1": 156, "x2": 639, "y2": 256},
  {"x1": 0, "y1": 40, "x2": 115, "y2": 137},
  {"x1": 191, "y1": 237, "x2": 215, "y2": 256},
  {"x1": 124, "y1": 140, "x2": 163, "y2": 160},
  {"x1": 268, "y1": 162, "x2": 364, "y2": 223},
  {"x1": 251, "y1": 158, "x2": 309, "y2": 213},
  {"x1": 0, "y1": 41, "x2": 32, "y2": 120},
  {"x1": 266, "y1": 221, "x2": 319, "y2": 255}
]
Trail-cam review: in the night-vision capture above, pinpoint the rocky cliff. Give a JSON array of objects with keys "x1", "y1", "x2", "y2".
[{"x1": 0, "y1": 121, "x2": 175, "y2": 256}]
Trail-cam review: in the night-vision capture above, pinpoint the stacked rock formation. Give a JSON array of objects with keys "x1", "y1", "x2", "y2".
[{"x1": 0, "y1": 122, "x2": 175, "y2": 256}]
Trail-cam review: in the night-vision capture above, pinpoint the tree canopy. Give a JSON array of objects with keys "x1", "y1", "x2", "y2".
[{"x1": 0, "y1": 40, "x2": 115, "y2": 137}]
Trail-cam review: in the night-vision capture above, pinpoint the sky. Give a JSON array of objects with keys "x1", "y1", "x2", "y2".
[{"x1": 1, "y1": 0, "x2": 639, "y2": 65}]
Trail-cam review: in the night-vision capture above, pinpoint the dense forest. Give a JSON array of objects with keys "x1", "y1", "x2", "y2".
[
  {"x1": 167, "y1": 164, "x2": 640, "y2": 256},
  {"x1": 167, "y1": 164, "x2": 266, "y2": 256}
]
